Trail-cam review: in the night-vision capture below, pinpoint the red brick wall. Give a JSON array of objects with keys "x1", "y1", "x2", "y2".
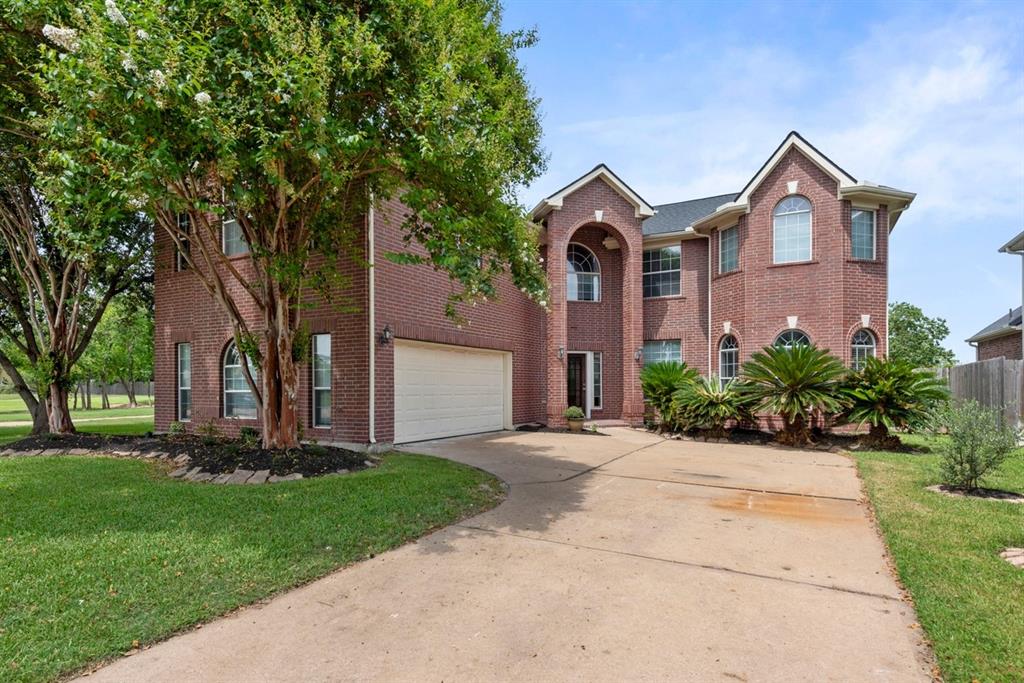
[
  {"x1": 153, "y1": 217, "x2": 370, "y2": 443},
  {"x1": 372, "y1": 196, "x2": 548, "y2": 442},
  {"x1": 707, "y1": 148, "x2": 889, "y2": 373},
  {"x1": 977, "y1": 333, "x2": 1023, "y2": 361},
  {"x1": 642, "y1": 238, "x2": 710, "y2": 374},
  {"x1": 544, "y1": 177, "x2": 646, "y2": 425}
]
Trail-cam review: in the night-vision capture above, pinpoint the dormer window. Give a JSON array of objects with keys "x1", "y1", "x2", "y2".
[{"x1": 773, "y1": 196, "x2": 812, "y2": 264}]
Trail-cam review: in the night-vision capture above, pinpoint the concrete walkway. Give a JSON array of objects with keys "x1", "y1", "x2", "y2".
[{"x1": 81, "y1": 428, "x2": 932, "y2": 682}]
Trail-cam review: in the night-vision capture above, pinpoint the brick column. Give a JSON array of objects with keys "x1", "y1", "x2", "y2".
[
  {"x1": 620, "y1": 241, "x2": 645, "y2": 425},
  {"x1": 546, "y1": 235, "x2": 568, "y2": 426}
]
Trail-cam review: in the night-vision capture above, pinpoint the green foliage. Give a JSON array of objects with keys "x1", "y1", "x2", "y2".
[
  {"x1": 239, "y1": 426, "x2": 261, "y2": 449},
  {"x1": 841, "y1": 356, "x2": 948, "y2": 443},
  {"x1": 740, "y1": 344, "x2": 848, "y2": 445},
  {"x1": 934, "y1": 400, "x2": 1020, "y2": 490},
  {"x1": 672, "y1": 375, "x2": 752, "y2": 438},
  {"x1": 888, "y1": 302, "x2": 957, "y2": 368},
  {"x1": 640, "y1": 361, "x2": 699, "y2": 431},
  {"x1": 196, "y1": 419, "x2": 223, "y2": 445},
  {"x1": 167, "y1": 421, "x2": 186, "y2": 438},
  {"x1": 563, "y1": 405, "x2": 585, "y2": 420}
]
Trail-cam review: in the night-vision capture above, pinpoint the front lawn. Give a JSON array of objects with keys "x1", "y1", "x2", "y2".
[
  {"x1": 856, "y1": 438, "x2": 1024, "y2": 682},
  {"x1": 0, "y1": 452, "x2": 502, "y2": 682},
  {"x1": 0, "y1": 419, "x2": 155, "y2": 446}
]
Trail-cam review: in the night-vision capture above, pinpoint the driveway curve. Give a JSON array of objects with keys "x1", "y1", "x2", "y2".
[{"x1": 80, "y1": 428, "x2": 933, "y2": 682}]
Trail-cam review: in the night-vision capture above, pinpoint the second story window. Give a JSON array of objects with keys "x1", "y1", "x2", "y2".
[
  {"x1": 643, "y1": 245, "x2": 681, "y2": 298},
  {"x1": 222, "y1": 215, "x2": 249, "y2": 257},
  {"x1": 719, "y1": 226, "x2": 738, "y2": 273},
  {"x1": 567, "y1": 243, "x2": 600, "y2": 302},
  {"x1": 175, "y1": 213, "x2": 191, "y2": 271},
  {"x1": 773, "y1": 196, "x2": 812, "y2": 264},
  {"x1": 851, "y1": 209, "x2": 876, "y2": 260}
]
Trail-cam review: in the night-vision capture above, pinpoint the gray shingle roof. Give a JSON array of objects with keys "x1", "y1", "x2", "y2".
[
  {"x1": 642, "y1": 193, "x2": 738, "y2": 236},
  {"x1": 967, "y1": 306, "x2": 1022, "y2": 343}
]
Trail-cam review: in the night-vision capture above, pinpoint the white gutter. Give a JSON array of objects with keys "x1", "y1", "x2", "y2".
[
  {"x1": 701, "y1": 233, "x2": 712, "y2": 374},
  {"x1": 368, "y1": 202, "x2": 376, "y2": 444}
]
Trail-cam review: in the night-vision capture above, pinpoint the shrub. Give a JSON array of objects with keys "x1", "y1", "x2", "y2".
[
  {"x1": 672, "y1": 375, "x2": 752, "y2": 438},
  {"x1": 841, "y1": 356, "x2": 948, "y2": 445},
  {"x1": 239, "y1": 426, "x2": 261, "y2": 449},
  {"x1": 564, "y1": 406, "x2": 585, "y2": 420},
  {"x1": 639, "y1": 361, "x2": 698, "y2": 432},
  {"x1": 935, "y1": 400, "x2": 1020, "y2": 491},
  {"x1": 196, "y1": 420, "x2": 223, "y2": 445},
  {"x1": 740, "y1": 344, "x2": 847, "y2": 445},
  {"x1": 167, "y1": 421, "x2": 186, "y2": 438}
]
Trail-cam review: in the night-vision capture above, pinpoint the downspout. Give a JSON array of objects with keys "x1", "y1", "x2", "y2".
[
  {"x1": 699, "y1": 232, "x2": 712, "y2": 374},
  {"x1": 368, "y1": 202, "x2": 376, "y2": 445}
]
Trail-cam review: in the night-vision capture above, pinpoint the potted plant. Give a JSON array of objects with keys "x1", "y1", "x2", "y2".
[{"x1": 564, "y1": 406, "x2": 586, "y2": 433}]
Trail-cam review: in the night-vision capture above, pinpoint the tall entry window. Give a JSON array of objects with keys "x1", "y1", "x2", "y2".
[
  {"x1": 312, "y1": 333, "x2": 332, "y2": 428},
  {"x1": 177, "y1": 343, "x2": 191, "y2": 421},
  {"x1": 567, "y1": 243, "x2": 600, "y2": 301},
  {"x1": 773, "y1": 196, "x2": 812, "y2": 264}
]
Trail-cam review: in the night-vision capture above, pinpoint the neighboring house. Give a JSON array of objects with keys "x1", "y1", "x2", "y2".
[
  {"x1": 966, "y1": 231, "x2": 1024, "y2": 362},
  {"x1": 154, "y1": 131, "x2": 915, "y2": 446}
]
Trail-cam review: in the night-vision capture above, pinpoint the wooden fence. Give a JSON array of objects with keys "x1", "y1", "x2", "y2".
[{"x1": 935, "y1": 358, "x2": 1024, "y2": 426}]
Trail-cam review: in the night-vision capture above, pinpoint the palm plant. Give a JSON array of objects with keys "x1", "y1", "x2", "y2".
[
  {"x1": 639, "y1": 361, "x2": 698, "y2": 432},
  {"x1": 841, "y1": 356, "x2": 948, "y2": 445},
  {"x1": 740, "y1": 344, "x2": 848, "y2": 445},
  {"x1": 672, "y1": 375, "x2": 753, "y2": 438}
]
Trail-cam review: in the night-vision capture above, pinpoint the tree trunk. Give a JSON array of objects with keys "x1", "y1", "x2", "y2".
[
  {"x1": 258, "y1": 288, "x2": 301, "y2": 450},
  {"x1": 47, "y1": 382, "x2": 75, "y2": 433},
  {"x1": 85, "y1": 381, "x2": 92, "y2": 410},
  {"x1": 0, "y1": 351, "x2": 48, "y2": 435},
  {"x1": 72, "y1": 384, "x2": 79, "y2": 410},
  {"x1": 125, "y1": 381, "x2": 138, "y2": 407},
  {"x1": 868, "y1": 423, "x2": 889, "y2": 442},
  {"x1": 101, "y1": 385, "x2": 110, "y2": 410}
]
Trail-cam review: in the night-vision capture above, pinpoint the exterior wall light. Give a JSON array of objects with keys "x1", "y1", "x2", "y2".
[
  {"x1": 557, "y1": 346, "x2": 565, "y2": 359},
  {"x1": 379, "y1": 323, "x2": 393, "y2": 345},
  {"x1": 634, "y1": 348, "x2": 643, "y2": 362}
]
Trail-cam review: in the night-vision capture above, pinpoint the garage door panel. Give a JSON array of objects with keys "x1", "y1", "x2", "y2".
[{"x1": 395, "y1": 342, "x2": 508, "y2": 443}]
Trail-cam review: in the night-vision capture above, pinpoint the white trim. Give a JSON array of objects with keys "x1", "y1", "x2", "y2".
[
  {"x1": 737, "y1": 132, "x2": 856, "y2": 206},
  {"x1": 311, "y1": 333, "x2": 332, "y2": 429},
  {"x1": 368, "y1": 204, "x2": 376, "y2": 444},
  {"x1": 851, "y1": 207, "x2": 876, "y2": 260},
  {"x1": 531, "y1": 164, "x2": 656, "y2": 220},
  {"x1": 567, "y1": 351, "x2": 601, "y2": 418},
  {"x1": 567, "y1": 242, "x2": 601, "y2": 302},
  {"x1": 772, "y1": 196, "x2": 813, "y2": 265},
  {"x1": 176, "y1": 342, "x2": 191, "y2": 422},
  {"x1": 718, "y1": 225, "x2": 739, "y2": 273},
  {"x1": 642, "y1": 244, "x2": 681, "y2": 299}
]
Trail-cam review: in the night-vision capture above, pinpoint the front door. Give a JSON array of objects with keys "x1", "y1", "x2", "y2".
[{"x1": 567, "y1": 353, "x2": 587, "y2": 415}]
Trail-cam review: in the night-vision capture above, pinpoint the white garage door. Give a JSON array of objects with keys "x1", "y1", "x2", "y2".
[{"x1": 394, "y1": 341, "x2": 510, "y2": 443}]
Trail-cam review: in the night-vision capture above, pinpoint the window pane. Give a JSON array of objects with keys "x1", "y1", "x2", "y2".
[
  {"x1": 179, "y1": 389, "x2": 192, "y2": 421},
  {"x1": 314, "y1": 389, "x2": 332, "y2": 427},
  {"x1": 719, "y1": 336, "x2": 739, "y2": 388},
  {"x1": 177, "y1": 343, "x2": 191, "y2": 421},
  {"x1": 223, "y1": 342, "x2": 258, "y2": 418},
  {"x1": 851, "y1": 210, "x2": 875, "y2": 260},
  {"x1": 312, "y1": 334, "x2": 331, "y2": 427},
  {"x1": 773, "y1": 200, "x2": 811, "y2": 264},
  {"x1": 719, "y1": 227, "x2": 738, "y2": 273},
  {"x1": 643, "y1": 340, "x2": 681, "y2": 366},
  {"x1": 851, "y1": 330, "x2": 876, "y2": 370},
  {"x1": 643, "y1": 246, "x2": 681, "y2": 298},
  {"x1": 225, "y1": 391, "x2": 257, "y2": 419},
  {"x1": 222, "y1": 217, "x2": 249, "y2": 256},
  {"x1": 592, "y1": 352, "x2": 602, "y2": 409},
  {"x1": 175, "y1": 214, "x2": 191, "y2": 271}
]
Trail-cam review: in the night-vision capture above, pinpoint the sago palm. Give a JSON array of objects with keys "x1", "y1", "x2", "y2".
[
  {"x1": 841, "y1": 356, "x2": 948, "y2": 444},
  {"x1": 740, "y1": 344, "x2": 848, "y2": 445},
  {"x1": 672, "y1": 375, "x2": 753, "y2": 438},
  {"x1": 640, "y1": 361, "x2": 698, "y2": 431}
]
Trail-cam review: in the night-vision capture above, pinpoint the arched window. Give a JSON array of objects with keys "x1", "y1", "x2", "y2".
[
  {"x1": 773, "y1": 196, "x2": 812, "y2": 264},
  {"x1": 851, "y1": 329, "x2": 877, "y2": 370},
  {"x1": 567, "y1": 243, "x2": 600, "y2": 301},
  {"x1": 774, "y1": 329, "x2": 811, "y2": 350},
  {"x1": 719, "y1": 335, "x2": 739, "y2": 388},
  {"x1": 223, "y1": 342, "x2": 258, "y2": 419}
]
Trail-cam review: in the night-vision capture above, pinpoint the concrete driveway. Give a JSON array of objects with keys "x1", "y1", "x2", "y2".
[{"x1": 82, "y1": 428, "x2": 933, "y2": 682}]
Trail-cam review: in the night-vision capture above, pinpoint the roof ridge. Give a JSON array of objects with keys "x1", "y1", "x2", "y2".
[{"x1": 652, "y1": 192, "x2": 738, "y2": 209}]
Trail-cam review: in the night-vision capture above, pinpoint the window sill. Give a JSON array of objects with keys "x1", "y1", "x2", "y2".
[
  {"x1": 643, "y1": 294, "x2": 684, "y2": 301},
  {"x1": 767, "y1": 260, "x2": 818, "y2": 269},
  {"x1": 713, "y1": 269, "x2": 742, "y2": 281},
  {"x1": 846, "y1": 258, "x2": 882, "y2": 265},
  {"x1": 567, "y1": 299, "x2": 602, "y2": 304}
]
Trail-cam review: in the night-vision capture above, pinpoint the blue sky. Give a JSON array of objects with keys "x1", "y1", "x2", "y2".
[{"x1": 501, "y1": 0, "x2": 1024, "y2": 362}]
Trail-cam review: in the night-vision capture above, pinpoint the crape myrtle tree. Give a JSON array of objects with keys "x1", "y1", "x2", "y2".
[
  {"x1": 38, "y1": 0, "x2": 549, "y2": 448},
  {"x1": 0, "y1": 3, "x2": 152, "y2": 433}
]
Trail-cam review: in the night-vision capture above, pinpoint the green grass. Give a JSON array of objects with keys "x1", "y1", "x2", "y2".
[
  {"x1": 0, "y1": 394, "x2": 153, "y2": 425},
  {"x1": 0, "y1": 419, "x2": 155, "y2": 447},
  {"x1": 0, "y1": 451, "x2": 502, "y2": 682},
  {"x1": 855, "y1": 435, "x2": 1024, "y2": 682}
]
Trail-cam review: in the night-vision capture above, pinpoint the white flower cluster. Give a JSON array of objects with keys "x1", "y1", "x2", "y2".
[
  {"x1": 148, "y1": 69, "x2": 166, "y2": 88},
  {"x1": 105, "y1": 0, "x2": 128, "y2": 26},
  {"x1": 121, "y1": 52, "x2": 137, "y2": 73},
  {"x1": 42, "y1": 24, "x2": 80, "y2": 52},
  {"x1": 194, "y1": 91, "x2": 212, "y2": 106},
  {"x1": 135, "y1": 29, "x2": 149, "y2": 40}
]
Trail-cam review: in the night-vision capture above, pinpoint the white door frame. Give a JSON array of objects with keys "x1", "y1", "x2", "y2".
[{"x1": 567, "y1": 351, "x2": 597, "y2": 419}]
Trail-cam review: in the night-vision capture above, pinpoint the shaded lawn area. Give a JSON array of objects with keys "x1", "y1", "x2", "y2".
[
  {"x1": 0, "y1": 452, "x2": 503, "y2": 682},
  {"x1": 0, "y1": 419, "x2": 155, "y2": 447},
  {"x1": 0, "y1": 394, "x2": 153, "y2": 426},
  {"x1": 856, "y1": 436, "x2": 1024, "y2": 682}
]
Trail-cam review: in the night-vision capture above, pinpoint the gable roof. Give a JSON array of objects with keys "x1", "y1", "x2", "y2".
[
  {"x1": 1000, "y1": 230, "x2": 1024, "y2": 254},
  {"x1": 734, "y1": 131, "x2": 856, "y2": 205},
  {"x1": 643, "y1": 193, "x2": 738, "y2": 236},
  {"x1": 530, "y1": 164, "x2": 656, "y2": 220},
  {"x1": 967, "y1": 306, "x2": 1023, "y2": 343}
]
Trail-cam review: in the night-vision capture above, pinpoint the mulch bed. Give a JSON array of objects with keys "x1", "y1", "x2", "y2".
[
  {"x1": 926, "y1": 484, "x2": 1024, "y2": 504},
  {"x1": 0, "y1": 432, "x2": 369, "y2": 478},
  {"x1": 653, "y1": 427, "x2": 923, "y2": 453}
]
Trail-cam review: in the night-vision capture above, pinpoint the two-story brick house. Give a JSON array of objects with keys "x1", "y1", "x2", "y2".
[{"x1": 154, "y1": 131, "x2": 915, "y2": 447}]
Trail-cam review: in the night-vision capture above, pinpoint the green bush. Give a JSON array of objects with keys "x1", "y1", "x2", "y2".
[
  {"x1": 563, "y1": 406, "x2": 585, "y2": 420},
  {"x1": 167, "y1": 421, "x2": 186, "y2": 438},
  {"x1": 740, "y1": 344, "x2": 847, "y2": 445},
  {"x1": 239, "y1": 426, "x2": 261, "y2": 449},
  {"x1": 935, "y1": 400, "x2": 1020, "y2": 491},
  {"x1": 672, "y1": 375, "x2": 752, "y2": 438},
  {"x1": 841, "y1": 356, "x2": 948, "y2": 444},
  {"x1": 639, "y1": 361, "x2": 698, "y2": 432},
  {"x1": 196, "y1": 420, "x2": 223, "y2": 446}
]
